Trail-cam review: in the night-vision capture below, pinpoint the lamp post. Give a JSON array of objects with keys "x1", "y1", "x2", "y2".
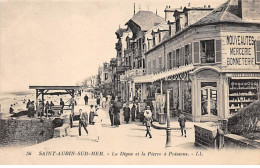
[{"x1": 166, "y1": 89, "x2": 172, "y2": 147}]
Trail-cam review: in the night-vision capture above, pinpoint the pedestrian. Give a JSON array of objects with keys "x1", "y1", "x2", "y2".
[
  {"x1": 178, "y1": 112, "x2": 187, "y2": 137},
  {"x1": 28, "y1": 101, "x2": 35, "y2": 118},
  {"x1": 109, "y1": 103, "x2": 114, "y2": 126},
  {"x1": 39, "y1": 100, "x2": 44, "y2": 117},
  {"x1": 26, "y1": 99, "x2": 31, "y2": 117},
  {"x1": 131, "y1": 103, "x2": 136, "y2": 122},
  {"x1": 50, "y1": 101, "x2": 54, "y2": 107},
  {"x1": 89, "y1": 105, "x2": 95, "y2": 125},
  {"x1": 78, "y1": 109, "x2": 88, "y2": 136},
  {"x1": 84, "y1": 95, "x2": 88, "y2": 105},
  {"x1": 144, "y1": 106, "x2": 153, "y2": 138},
  {"x1": 60, "y1": 98, "x2": 64, "y2": 114},
  {"x1": 113, "y1": 97, "x2": 121, "y2": 127},
  {"x1": 45, "y1": 101, "x2": 50, "y2": 116},
  {"x1": 9, "y1": 104, "x2": 14, "y2": 114},
  {"x1": 94, "y1": 107, "x2": 104, "y2": 142},
  {"x1": 96, "y1": 97, "x2": 100, "y2": 106},
  {"x1": 216, "y1": 128, "x2": 224, "y2": 149},
  {"x1": 123, "y1": 103, "x2": 130, "y2": 124}
]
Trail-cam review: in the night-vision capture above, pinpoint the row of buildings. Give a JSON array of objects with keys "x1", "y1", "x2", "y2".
[{"x1": 97, "y1": 0, "x2": 260, "y2": 122}]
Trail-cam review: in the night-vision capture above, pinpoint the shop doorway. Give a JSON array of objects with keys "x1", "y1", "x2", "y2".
[{"x1": 200, "y1": 82, "x2": 218, "y2": 120}]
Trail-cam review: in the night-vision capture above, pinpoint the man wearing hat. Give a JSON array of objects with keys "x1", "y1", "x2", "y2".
[{"x1": 178, "y1": 112, "x2": 187, "y2": 137}]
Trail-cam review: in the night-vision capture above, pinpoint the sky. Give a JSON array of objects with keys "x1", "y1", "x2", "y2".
[{"x1": 0, "y1": 0, "x2": 226, "y2": 92}]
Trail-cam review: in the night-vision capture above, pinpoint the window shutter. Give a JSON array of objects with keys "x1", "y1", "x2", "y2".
[
  {"x1": 216, "y1": 40, "x2": 222, "y2": 63},
  {"x1": 188, "y1": 43, "x2": 192, "y2": 64},
  {"x1": 255, "y1": 40, "x2": 260, "y2": 64},
  {"x1": 193, "y1": 42, "x2": 200, "y2": 64},
  {"x1": 180, "y1": 48, "x2": 183, "y2": 66},
  {"x1": 172, "y1": 50, "x2": 176, "y2": 68}
]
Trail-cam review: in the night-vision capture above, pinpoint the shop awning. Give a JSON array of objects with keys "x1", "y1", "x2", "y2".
[
  {"x1": 134, "y1": 74, "x2": 154, "y2": 83},
  {"x1": 133, "y1": 64, "x2": 195, "y2": 83},
  {"x1": 152, "y1": 64, "x2": 195, "y2": 81}
]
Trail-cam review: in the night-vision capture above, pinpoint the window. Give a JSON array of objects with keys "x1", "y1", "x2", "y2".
[
  {"x1": 148, "y1": 40, "x2": 150, "y2": 50},
  {"x1": 167, "y1": 52, "x2": 172, "y2": 69},
  {"x1": 105, "y1": 73, "x2": 108, "y2": 80},
  {"x1": 159, "y1": 33, "x2": 161, "y2": 42},
  {"x1": 143, "y1": 59, "x2": 145, "y2": 69},
  {"x1": 200, "y1": 40, "x2": 215, "y2": 63},
  {"x1": 176, "y1": 18, "x2": 181, "y2": 32},
  {"x1": 176, "y1": 49, "x2": 180, "y2": 67},
  {"x1": 153, "y1": 36, "x2": 156, "y2": 47}
]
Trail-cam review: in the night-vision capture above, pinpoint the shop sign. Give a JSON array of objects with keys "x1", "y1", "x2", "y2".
[{"x1": 223, "y1": 32, "x2": 260, "y2": 68}]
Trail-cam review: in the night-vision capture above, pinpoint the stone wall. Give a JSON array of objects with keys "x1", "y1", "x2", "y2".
[
  {"x1": 224, "y1": 134, "x2": 260, "y2": 149},
  {"x1": 194, "y1": 124, "x2": 217, "y2": 149},
  {"x1": 0, "y1": 118, "x2": 54, "y2": 147}
]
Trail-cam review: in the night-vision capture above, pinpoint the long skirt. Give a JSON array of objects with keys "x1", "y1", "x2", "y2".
[
  {"x1": 114, "y1": 112, "x2": 120, "y2": 125},
  {"x1": 89, "y1": 112, "x2": 95, "y2": 124},
  {"x1": 124, "y1": 112, "x2": 130, "y2": 122}
]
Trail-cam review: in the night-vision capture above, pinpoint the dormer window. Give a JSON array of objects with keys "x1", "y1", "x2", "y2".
[{"x1": 153, "y1": 36, "x2": 156, "y2": 47}]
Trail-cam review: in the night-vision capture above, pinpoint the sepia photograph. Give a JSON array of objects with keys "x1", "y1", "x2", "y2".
[{"x1": 0, "y1": 0, "x2": 259, "y2": 165}]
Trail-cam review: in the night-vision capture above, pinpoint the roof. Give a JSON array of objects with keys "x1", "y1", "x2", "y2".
[
  {"x1": 115, "y1": 28, "x2": 127, "y2": 38},
  {"x1": 29, "y1": 86, "x2": 80, "y2": 90},
  {"x1": 183, "y1": 7, "x2": 214, "y2": 12},
  {"x1": 145, "y1": 0, "x2": 260, "y2": 55},
  {"x1": 193, "y1": 0, "x2": 259, "y2": 26},
  {"x1": 126, "y1": 11, "x2": 164, "y2": 31}
]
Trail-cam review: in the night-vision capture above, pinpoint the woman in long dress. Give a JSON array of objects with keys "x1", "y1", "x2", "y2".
[
  {"x1": 113, "y1": 98, "x2": 121, "y2": 127},
  {"x1": 123, "y1": 104, "x2": 130, "y2": 124},
  {"x1": 89, "y1": 105, "x2": 95, "y2": 124}
]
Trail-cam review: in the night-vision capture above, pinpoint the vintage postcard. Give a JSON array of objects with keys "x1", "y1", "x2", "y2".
[{"x1": 0, "y1": 0, "x2": 260, "y2": 165}]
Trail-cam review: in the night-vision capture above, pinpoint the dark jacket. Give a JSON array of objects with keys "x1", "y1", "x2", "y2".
[
  {"x1": 178, "y1": 114, "x2": 186, "y2": 127},
  {"x1": 80, "y1": 112, "x2": 88, "y2": 125}
]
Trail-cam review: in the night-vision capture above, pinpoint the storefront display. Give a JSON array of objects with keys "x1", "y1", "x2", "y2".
[{"x1": 229, "y1": 79, "x2": 259, "y2": 115}]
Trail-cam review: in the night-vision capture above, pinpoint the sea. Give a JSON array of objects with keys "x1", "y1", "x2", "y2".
[{"x1": 0, "y1": 90, "x2": 35, "y2": 116}]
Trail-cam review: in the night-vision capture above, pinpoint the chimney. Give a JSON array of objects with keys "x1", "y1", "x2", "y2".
[
  {"x1": 134, "y1": 3, "x2": 136, "y2": 15},
  {"x1": 208, "y1": 5, "x2": 211, "y2": 8},
  {"x1": 239, "y1": 0, "x2": 260, "y2": 21},
  {"x1": 169, "y1": 6, "x2": 171, "y2": 8},
  {"x1": 156, "y1": 9, "x2": 158, "y2": 15},
  {"x1": 180, "y1": 6, "x2": 182, "y2": 9},
  {"x1": 166, "y1": 5, "x2": 168, "y2": 8},
  {"x1": 188, "y1": 2, "x2": 191, "y2": 7},
  {"x1": 204, "y1": 5, "x2": 206, "y2": 8}
]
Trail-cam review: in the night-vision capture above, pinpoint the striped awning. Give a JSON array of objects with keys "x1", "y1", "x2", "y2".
[
  {"x1": 133, "y1": 64, "x2": 195, "y2": 83},
  {"x1": 152, "y1": 64, "x2": 195, "y2": 81}
]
